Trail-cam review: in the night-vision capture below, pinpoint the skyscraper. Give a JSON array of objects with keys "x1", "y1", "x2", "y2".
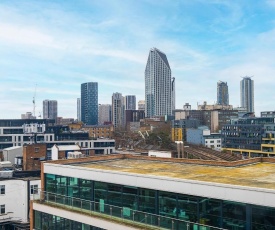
[
  {"x1": 81, "y1": 82, "x2": 98, "y2": 125},
  {"x1": 145, "y1": 48, "x2": 173, "y2": 117},
  {"x1": 138, "y1": 100, "x2": 145, "y2": 111},
  {"x1": 124, "y1": 95, "x2": 136, "y2": 110},
  {"x1": 217, "y1": 81, "x2": 229, "y2": 106},
  {"x1": 98, "y1": 104, "x2": 112, "y2": 125},
  {"x1": 240, "y1": 77, "x2": 254, "y2": 113},
  {"x1": 43, "y1": 100, "x2": 58, "y2": 120},
  {"x1": 77, "y1": 98, "x2": 81, "y2": 121},
  {"x1": 112, "y1": 93, "x2": 125, "y2": 129}
]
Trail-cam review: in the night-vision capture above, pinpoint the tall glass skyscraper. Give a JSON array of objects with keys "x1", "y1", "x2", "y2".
[
  {"x1": 217, "y1": 81, "x2": 229, "y2": 105},
  {"x1": 240, "y1": 77, "x2": 254, "y2": 113},
  {"x1": 81, "y1": 82, "x2": 98, "y2": 125},
  {"x1": 145, "y1": 48, "x2": 173, "y2": 117}
]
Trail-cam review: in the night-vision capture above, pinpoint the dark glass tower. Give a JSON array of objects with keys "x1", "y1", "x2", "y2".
[
  {"x1": 217, "y1": 81, "x2": 229, "y2": 106},
  {"x1": 81, "y1": 82, "x2": 98, "y2": 125}
]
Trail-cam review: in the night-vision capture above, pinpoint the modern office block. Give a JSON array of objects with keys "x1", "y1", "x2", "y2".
[
  {"x1": 145, "y1": 48, "x2": 173, "y2": 117},
  {"x1": 43, "y1": 100, "x2": 58, "y2": 121},
  {"x1": 240, "y1": 77, "x2": 254, "y2": 112},
  {"x1": 81, "y1": 82, "x2": 98, "y2": 125},
  {"x1": 31, "y1": 154, "x2": 275, "y2": 230},
  {"x1": 124, "y1": 95, "x2": 136, "y2": 110},
  {"x1": 217, "y1": 81, "x2": 229, "y2": 105}
]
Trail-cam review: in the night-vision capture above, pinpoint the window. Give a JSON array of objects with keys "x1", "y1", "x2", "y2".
[
  {"x1": 35, "y1": 147, "x2": 40, "y2": 153},
  {"x1": 31, "y1": 185, "x2": 38, "y2": 194},
  {"x1": 0, "y1": 205, "x2": 5, "y2": 214},
  {"x1": 0, "y1": 185, "x2": 5, "y2": 195}
]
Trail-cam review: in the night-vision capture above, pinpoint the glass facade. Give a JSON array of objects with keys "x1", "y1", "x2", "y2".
[
  {"x1": 34, "y1": 210, "x2": 104, "y2": 230},
  {"x1": 45, "y1": 173, "x2": 275, "y2": 230}
]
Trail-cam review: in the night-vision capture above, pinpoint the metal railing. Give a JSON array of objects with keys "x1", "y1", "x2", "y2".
[{"x1": 37, "y1": 191, "x2": 225, "y2": 230}]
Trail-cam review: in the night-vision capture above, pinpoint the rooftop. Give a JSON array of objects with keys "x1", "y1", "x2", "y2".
[{"x1": 62, "y1": 155, "x2": 275, "y2": 190}]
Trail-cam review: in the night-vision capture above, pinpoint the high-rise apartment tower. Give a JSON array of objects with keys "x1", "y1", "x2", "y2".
[
  {"x1": 217, "y1": 81, "x2": 229, "y2": 106},
  {"x1": 43, "y1": 100, "x2": 58, "y2": 121},
  {"x1": 145, "y1": 48, "x2": 173, "y2": 117},
  {"x1": 77, "y1": 98, "x2": 81, "y2": 121},
  {"x1": 240, "y1": 77, "x2": 254, "y2": 113},
  {"x1": 112, "y1": 93, "x2": 125, "y2": 129},
  {"x1": 81, "y1": 82, "x2": 98, "y2": 125}
]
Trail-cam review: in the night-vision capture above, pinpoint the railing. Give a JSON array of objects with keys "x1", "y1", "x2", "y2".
[{"x1": 36, "y1": 191, "x2": 225, "y2": 230}]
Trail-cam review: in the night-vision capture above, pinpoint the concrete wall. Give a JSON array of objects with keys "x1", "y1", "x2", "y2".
[{"x1": 3, "y1": 146, "x2": 23, "y2": 163}]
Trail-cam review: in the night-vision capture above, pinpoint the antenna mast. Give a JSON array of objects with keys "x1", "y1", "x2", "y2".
[{"x1": 33, "y1": 84, "x2": 37, "y2": 116}]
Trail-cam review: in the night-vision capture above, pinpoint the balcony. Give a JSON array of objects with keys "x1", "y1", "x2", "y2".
[{"x1": 34, "y1": 191, "x2": 223, "y2": 230}]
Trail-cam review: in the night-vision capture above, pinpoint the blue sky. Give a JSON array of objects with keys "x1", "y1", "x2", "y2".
[{"x1": 1, "y1": 0, "x2": 275, "y2": 118}]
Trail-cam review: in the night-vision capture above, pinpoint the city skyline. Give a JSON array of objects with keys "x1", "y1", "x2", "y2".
[{"x1": 1, "y1": 1, "x2": 275, "y2": 118}]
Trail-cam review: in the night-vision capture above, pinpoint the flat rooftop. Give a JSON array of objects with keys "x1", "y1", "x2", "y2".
[{"x1": 71, "y1": 157, "x2": 275, "y2": 190}]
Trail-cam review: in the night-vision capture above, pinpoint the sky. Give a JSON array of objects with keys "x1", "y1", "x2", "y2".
[{"x1": 1, "y1": 0, "x2": 275, "y2": 119}]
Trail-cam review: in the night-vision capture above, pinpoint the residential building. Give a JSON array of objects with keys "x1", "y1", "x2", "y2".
[
  {"x1": 31, "y1": 154, "x2": 275, "y2": 230},
  {"x1": 0, "y1": 171, "x2": 40, "y2": 229},
  {"x1": 240, "y1": 76, "x2": 254, "y2": 113},
  {"x1": 98, "y1": 104, "x2": 112, "y2": 125},
  {"x1": 43, "y1": 100, "x2": 58, "y2": 121},
  {"x1": 198, "y1": 101, "x2": 233, "y2": 110},
  {"x1": 145, "y1": 48, "x2": 173, "y2": 117},
  {"x1": 138, "y1": 100, "x2": 145, "y2": 111},
  {"x1": 83, "y1": 124, "x2": 114, "y2": 139},
  {"x1": 23, "y1": 143, "x2": 47, "y2": 171},
  {"x1": 81, "y1": 82, "x2": 98, "y2": 125},
  {"x1": 171, "y1": 77, "x2": 175, "y2": 111},
  {"x1": 222, "y1": 117, "x2": 275, "y2": 157},
  {"x1": 217, "y1": 81, "x2": 229, "y2": 105},
  {"x1": 124, "y1": 95, "x2": 136, "y2": 110},
  {"x1": 112, "y1": 92, "x2": 125, "y2": 129},
  {"x1": 77, "y1": 98, "x2": 81, "y2": 121}
]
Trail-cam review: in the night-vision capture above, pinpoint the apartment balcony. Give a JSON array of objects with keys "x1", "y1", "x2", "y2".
[{"x1": 33, "y1": 191, "x2": 223, "y2": 230}]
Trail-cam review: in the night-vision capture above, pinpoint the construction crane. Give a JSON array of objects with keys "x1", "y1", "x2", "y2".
[{"x1": 33, "y1": 84, "x2": 37, "y2": 117}]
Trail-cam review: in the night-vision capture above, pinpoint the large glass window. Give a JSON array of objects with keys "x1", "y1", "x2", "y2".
[
  {"x1": 199, "y1": 198, "x2": 221, "y2": 227},
  {"x1": 252, "y1": 206, "x2": 275, "y2": 230},
  {"x1": 0, "y1": 185, "x2": 5, "y2": 194},
  {"x1": 222, "y1": 201, "x2": 246, "y2": 229},
  {"x1": 178, "y1": 194, "x2": 198, "y2": 223}
]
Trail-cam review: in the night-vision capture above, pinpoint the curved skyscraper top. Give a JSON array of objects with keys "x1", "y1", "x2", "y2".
[{"x1": 145, "y1": 48, "x2": 174, "y2": 118}]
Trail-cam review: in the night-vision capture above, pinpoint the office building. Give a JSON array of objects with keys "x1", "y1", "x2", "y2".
[
  {"x1": 98, "y1": 104, "x2": 112, "y2": 125},
  {"x1": 240, "y1": 77, "x2": 254, "y2": 112},
  {"x1": 31, "y1": 154, "x2": 275, "y2": 230},
  {"x1": 145, "y1": 48, "x2": 173, "y2": 117},
  {"x1": 222, "y1": 117, "x2": 275, "y2": 158},
  {"x1": 43, "y1": 100, "x2": 58, "y2": 121},
  {"x1": 77, "y1": 98, "x2": 81, "y2": 121},
  {"x1": 124, "y1": 95, "x2": 136, "y2": 110},
  {"x1": 112, "y1": 92, "x2": 125, "y2": 129},
  {"x1": 217, "y1": 81, "x2": 229, "y2": 106},
  {"x1": 81, "y1": 82, "x2": 98, "y2": 125}
]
